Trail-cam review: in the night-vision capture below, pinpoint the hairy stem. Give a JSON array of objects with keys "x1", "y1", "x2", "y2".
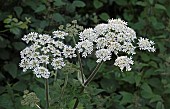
[
  {"x1": 72, "y1": 62, "x2": 103, "y2": 109},
  {"x1": 35, "y1": 103, "x2": 42, "y2": 109},
  {"x1": 72, "y1": 36, "x2": 85, "y2": 84},
  {"x1": 45, "y1": 78, "x2": 49, "y2": 109}
]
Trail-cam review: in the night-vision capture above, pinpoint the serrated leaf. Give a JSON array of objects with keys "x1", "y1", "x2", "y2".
[
  {"x1": 141, "y1": 53, "x2": 150, "y2": 62},
  {"x1": 72, "y1": 0, "x2": 86, "y2": 7},
  {"x1": 114, "y1": 0, "x2": 128, "y2": 6},
  {"x1": 35, "y1": 4, "x2": 46, "y2": 13},
  {"x1": 141, "y1": 83, "x2": 152, "y2": 93},
  {"x1": 93, "y1": 0, "x2": 103, "y2": 9},
  {"x1": 12, "y1": 42, "x2": 26, "y2": 50},
  {"x1": 14, "y1": 6, "x2": 23, "y2": 17},
  {"x1": 155, "y1": 4, "x2": 166, "y2": 10},
  {"x1": 156, "y1": 102, "x2": 165, "y2": 109},
  {"x1": 53, "y1": 13, "x2": 65, "y2": 23},
  {"x1": 150, "y1": 95, "x2": 163, "y2": 103},
  {"x1": 0, "y1": 94, "x2": 13, "y2": 109},
  {"x1": 12, "y1": 81, "x2": 27, "y2": 91},
  {"x1": 135, "y1": 74, "x2": 141, "y2": 86},
  {"x1": 99, "y1": 12, "x2": 110, "y2": 21},
  {"x1": 10, "y1": 27, "x2": 21, "y2": 35},
  {"x1": 54, "y1": 0, "x2": 66, "y2": 6},
  {"x1": 120, "y1": 91, "x2": 134, "y2": 105},
  {"x1": 4, "y1": 63, "x2": 18, "y2": 78},
  {"x1": 136, "y1": 1, "x2": 147, "y2": 6}
]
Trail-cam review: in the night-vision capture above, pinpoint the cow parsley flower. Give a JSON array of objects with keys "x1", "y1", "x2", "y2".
[
  {"x1": 96, "y1": 49, "x2": 112, "y2": 63},
  {"x1": 22, "y1": 32, "x2": 38, "y2": 44},
  {"x1": 20, "y1": 31, "x2": 77, "y2": 78},
  {"x1": 76, "y1": 40, "x2": 93, "y2": 57},
  {"x1": 79, "y1": 28, "x2": 98, "y2": 42},
  {"x1": 94, "y1": 23, "x2": 109, "y2": 36},
  {"x1": 33, "y1": 66, "x2": 50, "y2": 78},
  {"x1": 114, "y1": 56, "x2": 134, "y2": 71},
  {"x1": 52, "y1": 30, "x2": 68, "y2": 39},
  {"x1": 63, "y1": 45, "x2": 77, "y2": 58},
  {"x1": 137, "y1": 37, "x2": 155, "y2": 52},
  {"x1": 96, "y1": 37, "x2": 108, "y2": 49},
  {"x1": 51, "y1": 58, "x2": 65, "y2": 70}
]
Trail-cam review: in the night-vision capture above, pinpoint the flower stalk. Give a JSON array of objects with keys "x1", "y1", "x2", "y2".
[
  {"x1": 72, "y1": 62, "x2": 103, "y2": 109},
  {"x1": 45, "y1": 78, "x2": 49, "y2": 109}
]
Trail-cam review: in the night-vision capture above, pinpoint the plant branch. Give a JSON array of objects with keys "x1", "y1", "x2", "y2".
[
  {"x1": 72, "y1": 62, "x2": 103, "y2": 109},
  {"x1": 45, "y1": 78, "x2": 49, "y2": 109},
  {"x1": 72, "y1": 36, "x2": 85, "y2": 84}
]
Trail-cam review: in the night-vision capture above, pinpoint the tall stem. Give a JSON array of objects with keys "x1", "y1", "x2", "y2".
[
  {"x1": 72, "y1": 36, "x2": 85, "y2": 84},
  {"x1": 45, "y1": 78, "x2": 49, "y2": 109},
  {"x1": 72, "y1": 62, "x2": 103, "y2": 109}
]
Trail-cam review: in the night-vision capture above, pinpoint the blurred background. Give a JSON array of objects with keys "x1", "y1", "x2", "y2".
[{"x1": 0, "y1": 0, "x2": 170, "y2": 109}]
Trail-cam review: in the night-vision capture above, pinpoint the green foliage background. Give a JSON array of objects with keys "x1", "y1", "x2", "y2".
[{"x1": 0, "y1": 0, "x2": 170, "y2": 109}]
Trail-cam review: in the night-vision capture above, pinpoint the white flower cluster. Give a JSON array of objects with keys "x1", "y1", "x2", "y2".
[
  {"x1": 76, "y1": 18, "x2": 156, "y2": 71},
  {"x1": 20, "y1": 31, "x2": 76, "y2": 78}
]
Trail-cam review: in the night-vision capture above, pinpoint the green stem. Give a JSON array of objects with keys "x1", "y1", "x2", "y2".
[
  {"x1": 72, "y1": 62, "x2": 103, "y2": 109},
  {"x1": 0, "y1": 29, "x2": 9, "y2": 33},
  {"x1": 45, "y1": 78, "x2": 49, "y2": 109},
  {"x1": 60, "y1": 74, "x2": 68, "y2": 100},
  {"x1": 35, "y1": 103, "x2": 42, "y2": 109},
  {"x1": 72, "y1": 36, "x2": 85, "y2": 84}
]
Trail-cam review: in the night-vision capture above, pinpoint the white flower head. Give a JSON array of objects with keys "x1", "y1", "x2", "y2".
[
  {"x1": 96, "y1": 37, "x2": 108, "y2": 49},
  {"x1": 107, "y1": 42, "x2": 122, "y2": 55},
  {"x1": 137, "y1": 37, "x2": 156, "y2": 52},
  {"x1": 22, "y1": 32, "x2": 38, "y2": 43},
  {"x1": 122, "y1": 42, "x2": 136, "y2": 55},
  {"x1": 63, "y1": 45, "x2": 77, "y2": 58},
  {"x1": 79, "y1": 28, "x2": 98, "y2": 42},
  {"x1": 51, "y1": 58, "x2": 65, "y2": 70},
  {"x1": 95, "y1": 49, "x2": 112, "y2": 63},
  {"x1": 94, "y1": 23, "x2": 109, "y2": 36},
  {"x1": 33, "y1": 66, "x2": 50, "y2": 78},
  {"x1": 114, "y1": 56, "x2": 134, "y2": 72},
  {"x1": 76, "y1": 40, "x2": 93, "y2": 58},
  {"x1": 52, "y1": 30, "x2": 68, "y2": 39},
  {"x1": 108, "y1": 18, "x2": 127, "y2": 26}
]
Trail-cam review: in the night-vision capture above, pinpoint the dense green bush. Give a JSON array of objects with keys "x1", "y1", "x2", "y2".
[{"x1": 0, "y1": 0, "x2": 170, "y2": 109}]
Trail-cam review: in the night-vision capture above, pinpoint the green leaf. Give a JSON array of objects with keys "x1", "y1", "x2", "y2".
[
  {"x1": 0, "y1": 49, "x2": 10, "y2": 60},
  {"x1": 120, "y1": 91, "x2": 134, "y2": 105},
  {"x1": 93, "y1": 0, "x2": 103, "y2": 9},
  {"x1": 12, "y1": 42, "x2": 26, "y2": 50},
  {"x1": 99, "y1": 12, "x2": 110, "y2": 21},
  {"x1": 141, "y1": 83, "x2": 152, "y2": 93},
  {"x1": 72, "y1": 0, "x2": 86, "y2": 7},
  {"x1": 141, "y1": 53, "x2": 150, "y2": 62},
  {"x1": 12, "y1": 81, "x2": 27, "y2": 91},
  {"x1": 148, "y1": 0, "x2": 154, "y2": 5},
  {"x1": 100, "y1": 77, "x2": 117, "y2": 92},
  {"x1": 114, "y1": 0, "x2": 128, "y2": 6},
  {"x1": 135, "y1": 74, "x2": 141, "y2": 86},
  {"x1": 86, "y1": 59, "x2": 96, "y2": 70},
  {"x1": 149, "y1": 61, "x2": 158, "y2": 68},
  {"x1": 3, "y1": 18, "x2": 12, "y2": 24},
  {"x1": 136, "y1": 1, "x2": 147, "y2": 6},
  {"x1": 156, "y1": 102, "x2": 165, "y2": 109},
  {"x1": 150, "y1": 95, "x2": 163, "y2": 103},
  {"x1": 10, "y1": 27, "x2": 21, "y2": 35},
  {"x1": 4, "y1": 63, "x2": 18, "y2": 78},
  {"x1": 54, "y1": 0, "x2": 66, "y2": 6},
  {"x1": 155, "y1": 4, "x2": 166, "y2": 10},
  {"x1": 0, "y1": 94, "x2": 13, "y2": 109},
  {"x1": 35, "y1": 4, "x2": 46, "y2": 13},
  {"x1": 14, "y1": 6, "x2": 23, "y2": 17},
  {"x1": 53, "y1": 13, "x2": 65, "y2": 23}
]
